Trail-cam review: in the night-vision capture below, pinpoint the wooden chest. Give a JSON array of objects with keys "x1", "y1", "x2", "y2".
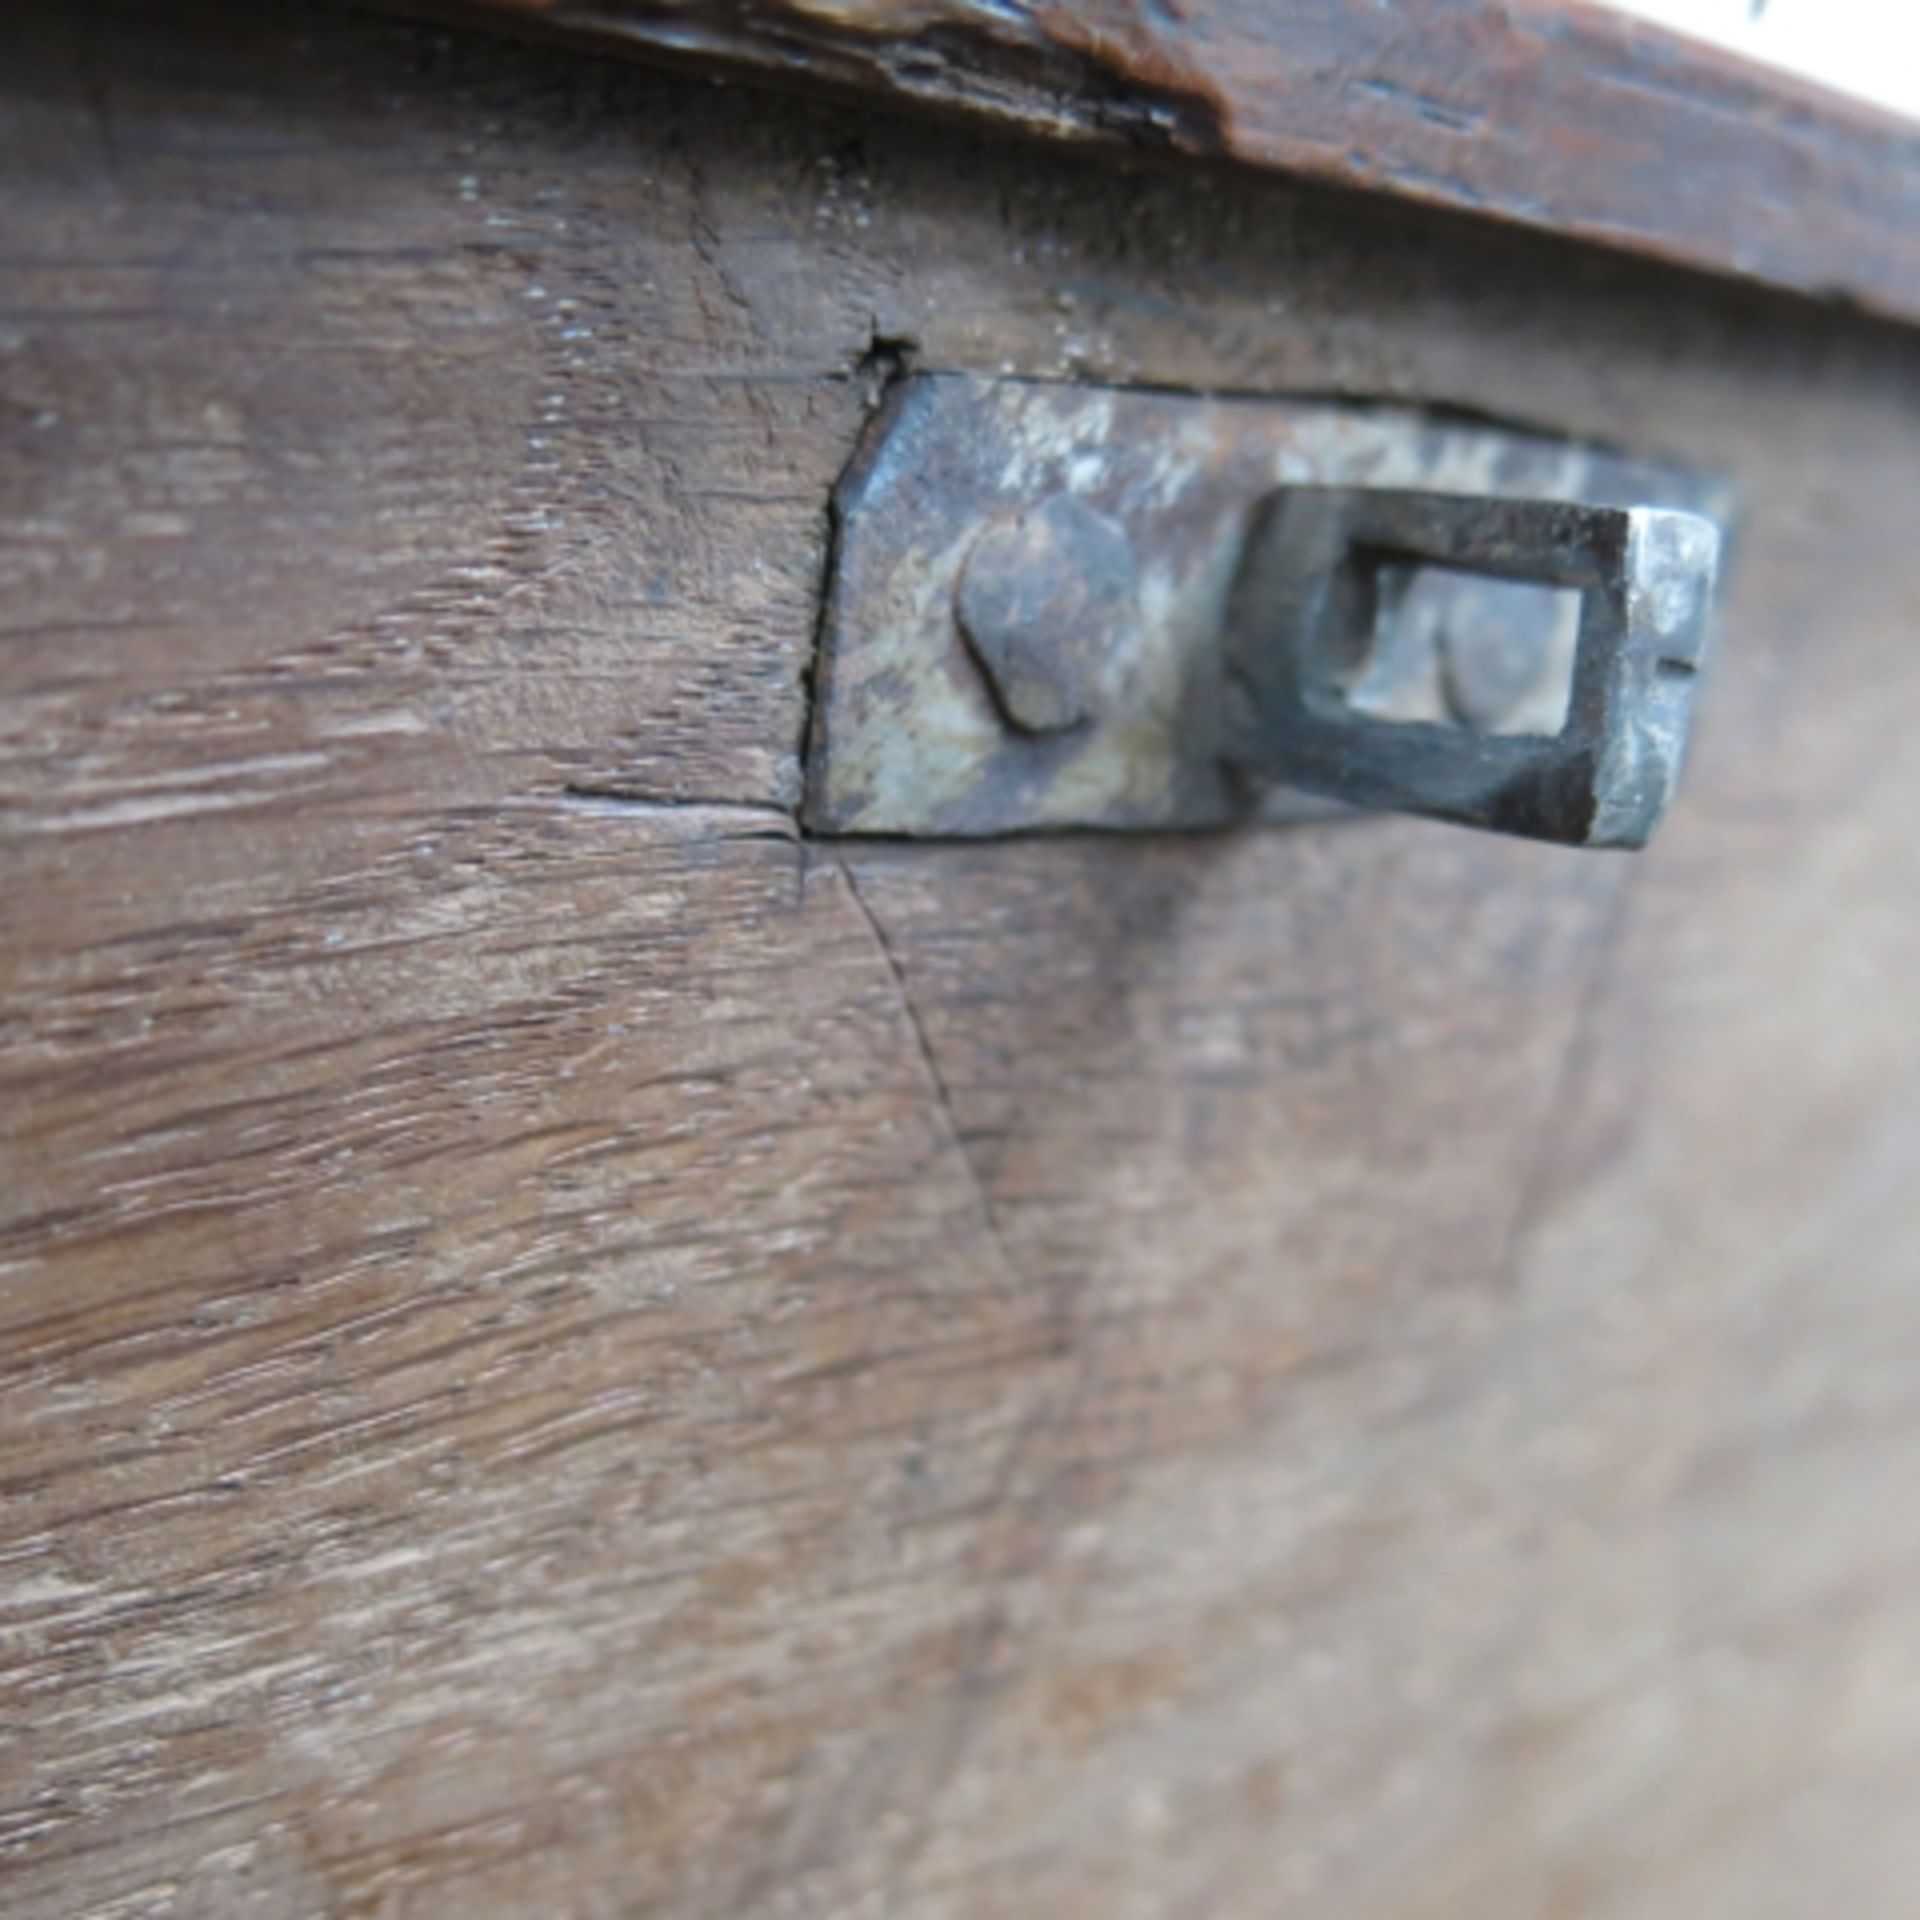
[{"x1": 6, "y1": 4, "x2": 1920, "y2": 1913}]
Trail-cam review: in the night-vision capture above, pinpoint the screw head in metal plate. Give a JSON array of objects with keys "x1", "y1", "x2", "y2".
[{"x1": 954, "y1": 491, "x2": 1139, "y2": 734}]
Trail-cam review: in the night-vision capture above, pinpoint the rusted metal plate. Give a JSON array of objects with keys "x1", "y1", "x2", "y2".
[{"x1": 803, "y1": 374, "x2": 1729, "y2": 838}]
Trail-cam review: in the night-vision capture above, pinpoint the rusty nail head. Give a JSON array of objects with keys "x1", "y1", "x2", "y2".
[{"x1": 954, "y1": 491, "x2": 1138, "y2": 733}]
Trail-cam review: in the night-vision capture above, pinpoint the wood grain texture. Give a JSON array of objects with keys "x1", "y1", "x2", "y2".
[
  {"x1": 5, "y1": 3, "x2": 1920, "y2": 1916},
  {"x1": 384, "y1": 0, "x2": 1920, "y2": 329}
]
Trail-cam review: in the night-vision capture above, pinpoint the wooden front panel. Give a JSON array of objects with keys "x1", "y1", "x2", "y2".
[{"x1": 5, "y1": 4, "x2": 1920, "y2": 1914}]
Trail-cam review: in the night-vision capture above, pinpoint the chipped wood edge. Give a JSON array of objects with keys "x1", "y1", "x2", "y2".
[{"x1": 361, "y1": 0, "x2": 1920, "y2": 329}]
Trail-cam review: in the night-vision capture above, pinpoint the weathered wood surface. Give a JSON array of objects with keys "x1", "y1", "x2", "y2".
[
  {"x1": 5, "y1": 3, "x2": 1920, "y2": 1915},
  {"x1": 391, "y1": 0, "x2": 1920, "y2": 328}
]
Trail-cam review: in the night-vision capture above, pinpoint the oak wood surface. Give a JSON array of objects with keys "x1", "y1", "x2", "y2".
[
  {"x1": 384, "y1": 0, "x2": 1920, "y2": 329},
  {"x1": 5, "y1": 4, "x2": 1920, "y2": 1916}
]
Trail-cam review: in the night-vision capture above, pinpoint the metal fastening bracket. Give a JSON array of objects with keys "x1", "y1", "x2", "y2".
[
  {"x1": 803, "y1": 375, "x2": 1729, "y2": 846},
  {"x1": 1223, "y1": 488, "x2": 1719, "y2": 847}
]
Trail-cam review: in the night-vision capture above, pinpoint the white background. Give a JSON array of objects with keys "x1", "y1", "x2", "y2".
[{"x1": 1609, "y1": 0, "x2": 1920, "y2": 121}]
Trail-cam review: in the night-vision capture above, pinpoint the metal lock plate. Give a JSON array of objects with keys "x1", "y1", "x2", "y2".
[{"x1": 802, "y1": 375, "x2": 1729, "y2": 844}]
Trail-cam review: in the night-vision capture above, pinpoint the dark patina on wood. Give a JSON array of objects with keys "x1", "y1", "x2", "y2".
[
  {"x1": 389, "y1": 0, "x2": 1920, "y2": 326},
  {"x1": 10, "y1": 4, "x2": 1920, "y2": 1916}
]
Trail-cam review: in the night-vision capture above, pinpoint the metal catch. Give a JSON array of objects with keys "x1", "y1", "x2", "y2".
[
  {"x1": 1223, "y1": 487, "x2": 1718, "y2": 847},
  {"x1": 803, "y1": 375, "x2": 1727, "y2": 847}
]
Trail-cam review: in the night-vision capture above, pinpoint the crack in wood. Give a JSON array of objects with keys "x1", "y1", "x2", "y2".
[{"x1": 833, "y1": 851, "x2": 1024, "y2": 1293}]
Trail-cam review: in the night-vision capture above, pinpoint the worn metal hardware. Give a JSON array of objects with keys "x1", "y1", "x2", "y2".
[
  {"x1": 955, "y1": 493, "x2": 1136, "y2": 735},
  {"x1": 1222, "y1": 488, "x2": 1720, "y2": 847},
  {"x1": 803, "y1": 375, "x2": 1730, "y2": 842}
]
